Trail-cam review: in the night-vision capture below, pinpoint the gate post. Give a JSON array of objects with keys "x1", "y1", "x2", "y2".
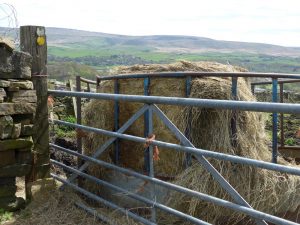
[{"x1": 20, "y1": 26, "x2": 50, "y2": 183}]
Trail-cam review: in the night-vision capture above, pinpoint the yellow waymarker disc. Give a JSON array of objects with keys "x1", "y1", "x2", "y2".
[{"x1": 37, "y1": 36, "x2": 45, "y2": 46}]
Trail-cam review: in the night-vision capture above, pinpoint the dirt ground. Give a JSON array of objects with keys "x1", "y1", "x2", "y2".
[{"x1": 1, "y1": 178, "x2": 139, "y2": 225}]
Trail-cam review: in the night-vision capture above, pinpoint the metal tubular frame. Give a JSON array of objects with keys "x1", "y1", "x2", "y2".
[
  {"x1": 280, "y1": 83, "x2": 285, "y2": 147},
  {"x1": 51, "y1": 121, "x2": 300, "y2": 176},
  {"x1": 50, "y1": 144, "x2": 299, "y2": 225},
  {"x1": 272, "y1": 78, "x2": 278, "y2": 163},
  {"x1": 144, "y1": 77, "x2": 150, "y2": 173},
  {"x1": 50, "y1": 71, "x2": 300, "y2": 225},
  {"x1": 52, "y1": 159, "x2": 210, "y2": 225},
  {"x1": 185, "y1": 75, "x2": 192, "y2": 167},
  {"x1": 48, "y1": 90, "x2": 300, "y2": 114},
  {"x1": 66, "y1": 105, "x2": 149, "y2": 184},
  {"x1": 75, "y1": 76, "x2": 83, "y2": 171},
  {"x1": 231, "y1": 77, "x2": 238, "y2": 148},
  {"x1": 96, "y1": 72, "x2": 300, "y2": 83},
  {"x1": 251, "y1": 78, "x2": 300, "y2": 156},
  {"x1": 114, "y1": 79, "x2": 120, "y2": 164},
  {"x1": 51, "y1": 173, "x2": 155, "y2": 225}
]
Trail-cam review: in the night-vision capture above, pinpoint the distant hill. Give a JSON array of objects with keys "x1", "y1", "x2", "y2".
[
  {"x1": 43, "y1": 27, "x2": 300, "y2": 57},
  {"x1": 1, "y1": 26, "x2": 300, "y2": 79},
  {"x1": 1, "y1": 27, "x2": 300, "y2": 57}
]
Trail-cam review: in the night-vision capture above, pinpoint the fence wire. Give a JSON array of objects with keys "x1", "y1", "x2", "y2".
[{"x1": 0, "y1": 3, "x2": 19, "y2": 47}]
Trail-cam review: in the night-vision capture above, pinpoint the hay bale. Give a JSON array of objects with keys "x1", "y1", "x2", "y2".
[
  {"x1": 167, "y1": 76, "x2": 300, "y2": 224},
  {"x1": 83, "y1": 61, "x2": 300, "y2": 224},
  {"x1": 83, "y1": 61, "x2": 247, "y2": 176}
]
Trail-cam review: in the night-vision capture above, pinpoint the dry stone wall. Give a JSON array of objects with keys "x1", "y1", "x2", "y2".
[{"x1": 0, "y1": 42, "x2": 35, "y2": 211}]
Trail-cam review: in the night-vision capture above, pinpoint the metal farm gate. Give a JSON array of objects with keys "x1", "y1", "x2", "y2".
[{"x1": 48, "y1": 72, "x2": 300, "y2": 225}]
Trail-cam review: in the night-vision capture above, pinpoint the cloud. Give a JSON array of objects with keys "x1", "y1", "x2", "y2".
[{"x1": 1, "y1": 0, "x2": 300, "y2": 46}]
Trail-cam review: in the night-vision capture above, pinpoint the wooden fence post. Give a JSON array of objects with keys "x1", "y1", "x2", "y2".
[{"x1": 20, "y1": 26, "x2": 50, "y2": 182}]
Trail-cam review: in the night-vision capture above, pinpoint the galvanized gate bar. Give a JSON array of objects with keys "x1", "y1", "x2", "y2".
[
  {"x1": 231, "y1": 77, "x2": 238, "y2": 148},
  {"x1": 272, "y1": 78, "x2": 278, "y2": 163},
  {"x1": 144, "y1": 77, "x2": 150, "y2": 173},
  {"x1": 50, "y1": 144, "x2": 299, "y2": 225},
  {"x1": 96, "y1": 72, "x2": 300, "y2": 81},
  {"x1": 147, "y1": 106, "x2": 157, "y2": 222},
  {"x1": 49, "y1": 73, "x2": 300, "y2": 224},
  {"x1": 66, "y1": 105, "x2": 149, "y2": 183},
  {"x1": 51, "y1": 121, "x2": 300, "y2": 176},
  {"x1": 51, "y1": 173, "x2": 155, "y2": 225},
  {"x1": 75, "y1": 76, "x2": 83, "y2": 177},
  {"x1": 48, "y1": 90, "x2": 300, "y2": 114},
  {"x1": 185, "y1": 75, "x2": 192, "y2": 167},
  {"x1": 151, "y1": 105, "x2": 266, "y2": 225},
  {"x1": 114, "y1": 79, "x2": 120, "y2": 164},
  {"x1": 251, "y1": 79, "x2": 300, "y2": 85},
  {"x1": 75, "y1": 202, "x2": 116, "y2": 225},
  {"x1": 279, "y1": 83, "x2": 285, "y2": 147},
  {"x1": 52, "y1": 159, "x2": 211, "y2": 225}
]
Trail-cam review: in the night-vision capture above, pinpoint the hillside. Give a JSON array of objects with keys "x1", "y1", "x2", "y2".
[
  {"x1": 44, "y1": 28, "x2": 300, "y2": 57},
  {"x1": 1, "y1": 27, "x2": 300, "y2": 80}
]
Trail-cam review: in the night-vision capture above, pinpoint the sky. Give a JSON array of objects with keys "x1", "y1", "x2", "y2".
[{"x1": 1, "y1": 0, "x2": 300, "y2": 47}]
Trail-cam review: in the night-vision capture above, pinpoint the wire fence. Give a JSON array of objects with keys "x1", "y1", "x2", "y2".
[{"x1": 0, "y1": 3, "x2": 19, "y2": 47}]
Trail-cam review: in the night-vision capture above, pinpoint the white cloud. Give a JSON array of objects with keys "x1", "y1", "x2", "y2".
[{"x1": 1, "y1": 0, "x2": 300, "y2": 46}]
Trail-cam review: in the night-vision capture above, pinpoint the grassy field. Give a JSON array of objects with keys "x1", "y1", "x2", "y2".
[
  {"x1": 48, "y1": 43, "x2": 300, "y2": 74},
  {"x1": 45, "y1": 29, "x2": 300, "y2": 87}
]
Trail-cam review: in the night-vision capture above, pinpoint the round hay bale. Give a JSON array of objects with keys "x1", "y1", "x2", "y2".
[
  {"x1": 82, "y1": 61, "x2": 300, "y2": 224},
  {"x1": 83, "y1": 61, "x2": 247, "y2": 176}
]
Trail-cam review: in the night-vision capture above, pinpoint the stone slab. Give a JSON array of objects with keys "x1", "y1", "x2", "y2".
[
  {"x1": 10, "y1": 96, "x2": 37, "y2": 103},
  {"x1": 0, "y1": 103, "x2": 36, "y2": 116},
  {"x1": 0, "y1": 150, "x2": 15, "y2": 167},
  {"x1": 0, "y1": 116, "x2": 13, "y2": 139},
  {"x1": 9, "y1": 80, "x2": 33, "y2": 90},
  {"x1": 0, "y1": 88, "x2": 6, "y2": 102},
  {"x1": 0, "y1": 49, "x2": 32, "y2": 80},
  {"x1": 11, "y1": 123, "x2": 21, "y2": 139},
  {"x1": 0, "y1": 79, "x2": 10, "y2": 88},
  {"x1": 21, "y1": 124, "x2": 34, "y2": 136},
  {"x1": 0, "y1": 138, "x2": 33, "y2": 151},
  {"x1": 0, "y1": 164, "x2": 32, "y2": 177},
  {"x1": 8, "y1": 90, "x2": 37, "y2": 102}
]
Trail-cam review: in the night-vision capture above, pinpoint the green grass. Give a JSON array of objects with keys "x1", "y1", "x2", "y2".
[
  {"x1": 0, "y1": 208, "x2": 13, "y2": 223},
  {"x1": 48, "y1": 44, "x2": 300, "y2": 72},
  {"x1": 48, "y1": 42, "x2": 300, "y2": 93}
]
